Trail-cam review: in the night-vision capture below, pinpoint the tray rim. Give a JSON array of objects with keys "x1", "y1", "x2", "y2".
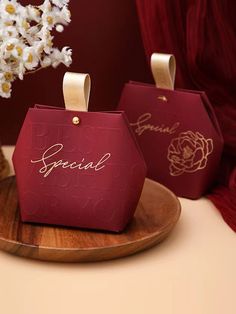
[{"x1": 0, "y1": 176, "x2": 181, "y2": 257}]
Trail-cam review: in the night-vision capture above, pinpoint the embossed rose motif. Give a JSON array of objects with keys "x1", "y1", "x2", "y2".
[{"x1": 167, "y1": 131, "x2": 213, "y2": 176}]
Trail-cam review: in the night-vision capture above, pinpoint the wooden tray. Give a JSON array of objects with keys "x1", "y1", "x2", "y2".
[{"x1": 0, "y1": 176, "x2": 181, "y2": 262}]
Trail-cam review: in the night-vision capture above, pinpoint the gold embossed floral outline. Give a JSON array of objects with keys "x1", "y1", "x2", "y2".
[{"x1": 167, "y1": 131, "x2": 213, "y2": 176}]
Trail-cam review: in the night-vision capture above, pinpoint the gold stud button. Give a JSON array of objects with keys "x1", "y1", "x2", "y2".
[
  {"x1": 72, "y1": 116, "x2": 80, "y2": 125},
  {"x1": 158, "y1": 95, "x2": 168, "y2": 102}
]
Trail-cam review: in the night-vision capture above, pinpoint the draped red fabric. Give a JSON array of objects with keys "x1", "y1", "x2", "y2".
[{"x1": 136, "y1": 0, "x2": 236, "y2": 231}]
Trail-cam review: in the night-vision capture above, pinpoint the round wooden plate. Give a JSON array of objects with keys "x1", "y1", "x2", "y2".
[{"x1": 0, "y1": 176, "x2": 181, "y2": 262}]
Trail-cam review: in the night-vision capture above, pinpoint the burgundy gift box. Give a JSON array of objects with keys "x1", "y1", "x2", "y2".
[
  {"x1": 12, "y1": 104, "x2": 146, "y2": 232},
  {"x1": 118, "y1": 54, "x2": 223, "y2": 199}
]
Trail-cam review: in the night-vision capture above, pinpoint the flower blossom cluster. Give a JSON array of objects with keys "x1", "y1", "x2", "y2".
[{"x1": 0, "y1": 0, "x2": 72, "y2": 98}]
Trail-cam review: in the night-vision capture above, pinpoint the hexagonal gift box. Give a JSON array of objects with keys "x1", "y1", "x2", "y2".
[{"x1": 13, "y1": 105, "x2": 147, "y2": 232}]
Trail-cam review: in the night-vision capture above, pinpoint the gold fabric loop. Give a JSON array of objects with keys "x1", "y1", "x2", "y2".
[
  {"x1": 151, "y1": 53, "x2": 176, "y2": 90},
  {"x1": 63, "y1": 72, "x2": 91, "y2": 112}
]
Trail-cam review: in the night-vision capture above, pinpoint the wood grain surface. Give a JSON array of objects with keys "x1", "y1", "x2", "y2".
[
  {"x1": 0, "y1": 147, "x2": 9, "y2": 180},
  {"x1": 0, "y1": 176, "x2": 181, "y2": 262}
]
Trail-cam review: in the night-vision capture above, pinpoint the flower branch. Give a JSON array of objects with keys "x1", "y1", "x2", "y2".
[{"x1": 0, "y1": 0, "x2": 72, "y2": 98}]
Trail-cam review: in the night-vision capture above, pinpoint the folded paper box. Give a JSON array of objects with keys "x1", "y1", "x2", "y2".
[
  {"x1": 118, "y1": 54, "x2": 223, "y2": 199},
  {"x1": 13, "y1": 73, "x2": 147, "y2": 232}
]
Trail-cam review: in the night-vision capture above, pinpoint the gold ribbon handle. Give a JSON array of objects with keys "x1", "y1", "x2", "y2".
[
  {"x1": 151, "y1": 53, "x2": 176, "y2": 90},
  {"x1": 63, "y1": 72, "x2": 91, "y2": 112}
]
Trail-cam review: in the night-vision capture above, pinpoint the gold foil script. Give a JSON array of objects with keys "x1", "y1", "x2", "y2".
[
  {"x1": 31, "y1": 143, "x2": 112, "y2": 178},
  {"x1": 130, "y1": 113, "x2": 180, "y2": 136},
  {"x1": 167, "y1": 131, "x2": 213, "y2": 176}
]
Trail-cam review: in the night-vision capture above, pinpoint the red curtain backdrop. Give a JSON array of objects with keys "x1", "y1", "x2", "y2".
[{"x1": 136, "y1": 0, "x2": 236, "y2": 231}]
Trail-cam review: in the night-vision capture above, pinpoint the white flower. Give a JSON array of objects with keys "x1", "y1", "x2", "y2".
[
  {"x1": 0, "y1": 79, "x2": 12, "y2": 98},
  {"x1": 49, "y1": 46, "x2": 72, "y2": 68},
  {"x1": 0, "y1": 25, "x2": 18, "y2": 39},
  {"x1": 11, "y1": 43, "x2": 25, "y2": 60},
  {"x1": 0, "y1": 0, "x2": 72, "y2": 98},
  {"x1": 23, "y1": 47, "x2": 39, "y2": 70},
  {"x1": 53, "y1": 6, "x2": 71, "y2": 24},
  {"x1": 61, "y1": 46, "x2": 72, "y2": 66},
  {"x1": 26, "y1": 5, "x2": 41, "y2": 23},
  {"x1": 0, "y1": 0, "x2": 20, "y2": 19},
  {"x1": 51, "y1": 0, "x2": 69, "y2": 8}
]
